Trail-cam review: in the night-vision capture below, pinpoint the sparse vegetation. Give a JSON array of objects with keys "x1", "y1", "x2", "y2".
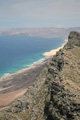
[{"x1": 0, "y1": 31, "x2": 80, "y2": 120}]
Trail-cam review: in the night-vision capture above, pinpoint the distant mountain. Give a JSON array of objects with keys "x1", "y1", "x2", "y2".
[
  {"x1": 0, "y1": 27, "x2": 80, "y2": 39},
  {"x1": 0, "y1": 31, "x2": 80, "y2": 120}
]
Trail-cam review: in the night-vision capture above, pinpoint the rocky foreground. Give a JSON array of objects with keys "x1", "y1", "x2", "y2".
[
  {"x1": 0, "y1": 60, "x2": 47, "y2": 109},
  {"x1": 0, "y1": 31, "x2": 80, "y2": 120}
]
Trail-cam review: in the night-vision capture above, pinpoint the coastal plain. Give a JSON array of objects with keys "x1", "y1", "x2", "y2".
[
  {"x1": 0, "y1": 42, "x2": 65, "y2": 110},
  {"x1": 0, "y1": 60, "x2": 47, "y2": 109},
  {"x1": 0, "y1": 31, "x2": 80, "y2": 120}
]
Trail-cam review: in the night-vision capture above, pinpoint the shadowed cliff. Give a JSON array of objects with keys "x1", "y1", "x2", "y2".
[{"x1": 0, "y1": 31, "x2": 80, "y2": 120}]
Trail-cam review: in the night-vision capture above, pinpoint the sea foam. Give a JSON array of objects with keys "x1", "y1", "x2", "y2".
[
  {"x1": 23, "y1": 58, "x2": 45, "y2": 68},
  {"x1": 4, "y1": 73, "x2": 10, "y2": 76}
]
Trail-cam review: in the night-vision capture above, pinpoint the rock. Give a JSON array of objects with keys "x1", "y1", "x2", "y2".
[{"x1": 0, "y1": 31, "x2": 80, "y2": 120}]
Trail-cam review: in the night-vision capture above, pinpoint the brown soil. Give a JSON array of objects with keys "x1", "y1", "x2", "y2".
[{"x1": 0, "y1": 60, "x2": 48, "y2": 110}]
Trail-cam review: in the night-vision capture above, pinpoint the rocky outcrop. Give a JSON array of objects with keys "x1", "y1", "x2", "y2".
[
  {"x1": 44, "y1": 31, "x2": 80, "y2": 120},
  {"x1": 65, "y1": 31, "x2": 80, "y2": 50},
  {"x1": 0, "y1": 31, "x2": 80, "y2": 120}
]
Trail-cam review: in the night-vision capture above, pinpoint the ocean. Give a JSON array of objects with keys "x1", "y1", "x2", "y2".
[{"x1": 0, "y1": 35, "x2": 65, "y2": 78}]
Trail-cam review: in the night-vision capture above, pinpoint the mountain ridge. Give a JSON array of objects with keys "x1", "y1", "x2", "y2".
[{"x1": 0, "y1": 31, "x2": 80, "y2": 120}]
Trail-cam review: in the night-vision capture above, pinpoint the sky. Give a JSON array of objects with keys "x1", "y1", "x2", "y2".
[{"x1": 0, "y1": 0, "x2": 80, "y2": 28}]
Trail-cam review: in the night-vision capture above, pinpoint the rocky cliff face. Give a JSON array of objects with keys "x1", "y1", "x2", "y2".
[{"x1": 0, "y1": 31, "x2": 80, "y2": 120}]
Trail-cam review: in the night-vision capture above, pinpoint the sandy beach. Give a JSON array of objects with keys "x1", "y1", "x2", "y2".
[
  {"x1": 43, "y1": 42, "x2": 67, "y2": 58},
  {"x1": 0, "y1": 59, "x2": 48, "y2": 110},
  {"x1": 0, "y1": 40, "x2": 67, "y2": 110}
]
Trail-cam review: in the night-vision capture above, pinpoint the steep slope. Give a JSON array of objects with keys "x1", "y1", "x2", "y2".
[{"x1": 0, "y1": 31, "x2": 80, "y2": 120}]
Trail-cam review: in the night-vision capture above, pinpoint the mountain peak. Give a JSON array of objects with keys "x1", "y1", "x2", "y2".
[
  {"x1": 68, "y1": 31, "x2": 80, "y2": 45},
  {"x1": 0, "y1": 31, "x2": 80, "y2": 120},
  {"x1": 64, "y1": 31, "x2": 80, "y2": 50}
]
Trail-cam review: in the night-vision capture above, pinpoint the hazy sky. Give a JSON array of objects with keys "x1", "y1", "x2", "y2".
[{"x1": 0, "y1": 0, "x2": 80, "y2": 28}]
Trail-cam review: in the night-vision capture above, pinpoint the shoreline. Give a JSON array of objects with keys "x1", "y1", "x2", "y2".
[
  {"x1": 0, "y1": 58, "x2": 46, "y2": 81},
  {"x1": 0, "y1": 58, "x2": 45, "y2": 79},
  {"x1": 0, "y1": 58, "x2": 48, "y2": 110},
  {"x1": 0, "y1": 39, "x2": 67, "y2": 109},
  {"x1": 43, "y1": 40, "x2": 67, "y2": 58},
  {"x1": 0, "y1": 39, "x2": 67, "y2": 80}
]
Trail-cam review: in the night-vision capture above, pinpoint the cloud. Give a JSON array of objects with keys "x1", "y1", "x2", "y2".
[{"x1": 57, "y1": 25, "x2": 62, "y2": 28}]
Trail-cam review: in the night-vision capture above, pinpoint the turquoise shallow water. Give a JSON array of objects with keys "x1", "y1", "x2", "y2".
[{"x1": 0, "y1": 35, "x2": 65, "y2": 78}]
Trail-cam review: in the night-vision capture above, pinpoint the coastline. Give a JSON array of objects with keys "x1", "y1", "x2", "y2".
[
  {"x1": 0, "y1": 59, "x2": 48, "y2": 110},
  {"x1": 0, "y1": 39, "x2": 67, "y2": 109},
  {"x1": 43, "y1": 40, "x2": 67, "y2": 58},
  {"x1": 0, "y1": 59, "x2": 46, "y2": 81},
  {"x1": 0, "y1": 39, "x2": 67, "y2": 80}
]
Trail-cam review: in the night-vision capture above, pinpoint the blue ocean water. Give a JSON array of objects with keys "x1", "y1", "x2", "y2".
[{"x1": 0, "y1": 35, "x2": 64, "y2": 78}]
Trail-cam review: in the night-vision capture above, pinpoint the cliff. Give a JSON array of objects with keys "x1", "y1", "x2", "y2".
[{"x1": 0, "y1": 31, "x2": 80, "y2": 120}]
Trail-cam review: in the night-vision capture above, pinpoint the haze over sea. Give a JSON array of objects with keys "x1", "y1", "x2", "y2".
[{"x1": 0, "y1": 35, "x2": 64, "y2": 78}]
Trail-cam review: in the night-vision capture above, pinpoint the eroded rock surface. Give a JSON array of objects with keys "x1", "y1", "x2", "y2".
[{"x1": 0, "y1": 31, "x2": 80, "y2": 120}]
